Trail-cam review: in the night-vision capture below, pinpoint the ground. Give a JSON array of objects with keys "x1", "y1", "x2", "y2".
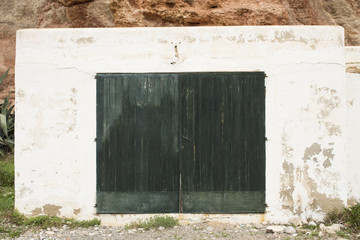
[{"x1": 4, "y1": 221, "x2": 360, "y2": 240}]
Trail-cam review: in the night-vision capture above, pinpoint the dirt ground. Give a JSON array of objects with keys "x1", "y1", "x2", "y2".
[{"x1": 10, "y1": 221, "x2": 360, "y2": 240}]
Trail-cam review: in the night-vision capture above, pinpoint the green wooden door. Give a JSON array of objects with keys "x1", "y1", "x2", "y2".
[
  {"x1": 96, "y1": 72, "x2": 265, "y2": 213},
  {"x1": 96, "y1": 74, "x2": 180, "y2": 213},
  {"x1": 180, "y1": 73, "x2": 265, "y2": 213}
]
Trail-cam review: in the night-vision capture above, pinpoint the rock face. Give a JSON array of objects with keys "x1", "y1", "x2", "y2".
[
  {"x1": 109, "y1": 0, "x2": 289, "y2": 27},
  {"x1": 0, "y1": 0, "x2": 360, "y2": 100}
]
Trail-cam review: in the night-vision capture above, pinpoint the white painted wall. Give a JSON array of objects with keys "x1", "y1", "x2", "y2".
[
  {"x1": 346, "y1": 46, "x2": 360, "y2": 205},
  {"x1": 15, "y1": 26, "x2": 347, "y2": 225}
]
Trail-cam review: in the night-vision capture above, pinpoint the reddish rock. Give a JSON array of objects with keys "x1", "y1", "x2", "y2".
[
  {"x1": 37, "y1": 0, "x2": 114, "y2": 28},
  {"x1": 283, "y1": 0, "x2": 360, "y2": 46},
  {"x1": 58, "y1": 0, "x2": 93, "y2": 7},
  {"x1": 0, "y1": 26, "x2": 16, "y2": 101},
  {"x1": 109, "y1": 0, "x2": 290, "y2": 26}
]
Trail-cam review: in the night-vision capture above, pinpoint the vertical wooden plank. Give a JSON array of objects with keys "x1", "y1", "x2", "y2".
[{"x1": 96, "y1": 75, "x2": 104, "y2": 192}]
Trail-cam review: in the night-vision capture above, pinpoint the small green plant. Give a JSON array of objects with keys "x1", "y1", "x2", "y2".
[
  {"x1": 344, "y1": 203, "x2": 360, "y2": 230},
  {"x1": 302, "y1": 224, "x2": 318, "y2": 230},
  {"x1": 0, "y1": 156, "x2": 14, "y2": 218},
  {"x1": 125, "y1": 215, "x2": 179, "y2": 230},
  {"x1": 69, "y1": 218, "x2": 101, "y2": 228},
  {"x1": 336, "y1": 230, "x2": 350, "y2": 239},
  {"x1": 325, "y1": 202, "x2": 360, "y2": 232},
  {"x1": 10, "y1": 210, "x2": 26, "y2": 225},
  {"x1": 310, "y1": 230, "x2": 319, "y2": 237},
  {"x1": 325, "y1": 208, "x2": 346, "y2": 225},
  {"x1": 11, "y1": 210, "x2": 100, "y2": 229},
  {"x1": 0, "y1": 69, "x2": 14, "y2": 156},
  {"x1": 0, "y1": 156, "x2": 14, "y2": 187},
  {"x1": 0, "y1": 226, "x2": 22, "y2": 238},
  {"x1": 173, "y1": 233, "x2": 182, "y2": 240}
]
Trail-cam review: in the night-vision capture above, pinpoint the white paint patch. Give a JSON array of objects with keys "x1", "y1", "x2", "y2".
[{"x1": 15, "y1": 26, "x2": 348, "y2": 224}]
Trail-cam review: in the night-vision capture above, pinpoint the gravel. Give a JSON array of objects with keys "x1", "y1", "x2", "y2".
[{"x1": 1, "y1": 222, "x2": 355, "y2": 240}]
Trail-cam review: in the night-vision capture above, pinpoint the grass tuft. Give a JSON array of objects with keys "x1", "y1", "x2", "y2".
[
  {"x1": 0, "y1": 156, "x2": 14, "y2": 219},
  {"x1": 11, "y1": 210, "x2": 100, "y2": 229},
  {"x1": 325, "y1": 202, "x2": 360, "y2": 232},
  {"x1": 336, "y1": 230, "x2": 351, "y2": 239},
  {"x1": 301, "y1": 224, "x2": 318, "y2": 231},
  {"x1": 0, "y1": 157, "x2": 14, "y2": 187},
  {"x1": 125, "y1": 215, "x2": 179, "y2": 230},
  {"x1": 0, "y1": 226, "x2": 22, "y2": 238},
  {"x1": 344, "y1": 203, "x2": 360, "y2": 230}
]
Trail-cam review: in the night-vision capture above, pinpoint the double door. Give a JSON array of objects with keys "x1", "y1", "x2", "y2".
[{"x1": 96, "y1": 72, "x2": 265, "y2": 213}]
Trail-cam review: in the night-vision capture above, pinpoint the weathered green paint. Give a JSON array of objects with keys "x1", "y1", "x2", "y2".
[
  {"x1": 96, "y1": 74, "x2": 180, "y2": 213},
  {"x1": 96, "y1": 72, "x2": 265, "y2": 213},
  {"x1": 183, "y1": 191, "x2": 265, "y2": 213},
  {"x1": 97, "y1": 192, "x2": 179, "y2": 213},
  {"x1": 180, "y1": 73, "x2": 265, "y2": 213}
]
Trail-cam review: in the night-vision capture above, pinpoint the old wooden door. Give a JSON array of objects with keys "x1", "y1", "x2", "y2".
[
  {"x1": 96, "y1": 72, "x2": 265, "y2": 213},
  {"x1": 96, "y1": 74, "x2": 180, "y2": 213},
  {"x1": 180, "y1": 73, "x2": 265, "y2": 213}
]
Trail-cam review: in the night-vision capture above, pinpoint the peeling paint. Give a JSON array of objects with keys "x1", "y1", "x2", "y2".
[
  {"x1": 280, "y1": 160, "x2": 295, "y2": 212},
  {"x1": 347, "y1": 197, "x2": 359, "y2": 206},
  {"x1": 31, "y1": 207, "x2": 42, "y2": 216},
  {"x1": 70, "y1": 88, "x2": 78, "y2": 106},
  {"x1": 19, "y1": 187, "x2": 32, "y2": 198},
  {"x1": 257, "y1": 34, "x2": 266, "y2": 41},
  {"x1": 272, "y1": 31, "x2": 308, "y2": 44},
  {"x1": 316, "y1": 87, "x2": 340, "y2": 118},
  {"x1": 302, "y1": 143, "x2": 321, "y2": 161},
  {"x1": 348, "y1": 99, "x2": 354, "y2": 106},
  {"x1": 346, "y1": 66, "x2": 360, "y2": 74},
  {"x1": 76, "y1": 37, "x2": 95, "y2": 44},
  {"x1": 282, "y1": 161, "x2": 294, "y2": 174},
  {"x1": 281, "y1": 133, "x2": 294, "y2": 158},
  {"x1": 310, "y1": 192, "x2": 343, "y2": 212},
  {"x1": 227, "y1": 36, "x2": 236, "y2": 42},
  {"x1": 73, "y1": 208, "x2": 81, "y2": 215},
  {"x1": 322, "y1": 148, "x2": 334, "y2": 168},
  {"x1": 324, "y1": 122, "x2": 342, "y2": 136},
  {"x1": 295, "y1": 162, "x2": 345, "y2": 217},
  {"x1": 305, "y1": 85, "x2": 342, "y2": 137},
  {"x1": 184, "y1": 36, "x2": 196, "y2": 43},
  {"x1": 158, "y1": 38, "x2": 167, "y2": 44},
  {"x1": 16, "y1": 89, "x2": 25, "y2": 98},
  {"x1": 43, "y1": 204, "x2": 62, "y2": 216},
  {"x1": 212, "y1": 35, "x2": 222, "y2": 41},
  {"x1": 323, "y1": 159, "x2": 332, "y2": 168}
]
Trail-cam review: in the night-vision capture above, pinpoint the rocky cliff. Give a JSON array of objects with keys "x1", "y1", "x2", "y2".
[{"x1": 1, "y1": 0, "x2": 359, "y2": 99}]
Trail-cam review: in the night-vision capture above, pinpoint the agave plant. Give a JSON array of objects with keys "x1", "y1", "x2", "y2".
[{"x1": 0, "y1": 68, "x2": 14, "y2": 156}]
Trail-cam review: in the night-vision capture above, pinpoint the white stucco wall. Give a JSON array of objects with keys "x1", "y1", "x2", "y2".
[
  {"x1": 346, "y1": 46, "x2": 360, "y2": 205},
  {"x1": 15, "y1": 26, "x2": 347, "y2": 225}
]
